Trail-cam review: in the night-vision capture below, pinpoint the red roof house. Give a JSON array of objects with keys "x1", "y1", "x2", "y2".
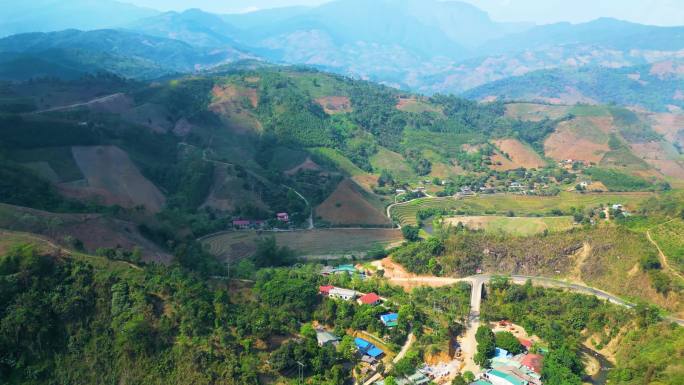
[
  {"x1": 233, "y1": 219, "x2": 251, "y2": 228},
  {"x1": 518, "y1": 337, "x2": 533, "y2": 350},
  {"x1": 319, "y1": 285, "x2": 334, "y2": 295},
  {"x1": 521, "y1": 354, "x2": 543, "y2": 374},
  {"x1": 357, "y1": 293, "x2": 381, "y2": 306},
  {"x1": 277, "y1": 212, "x2": 290, "y2": 222}
]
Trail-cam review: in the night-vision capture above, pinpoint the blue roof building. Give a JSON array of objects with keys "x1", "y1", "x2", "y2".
[
  {"x1": 380, "y1": 313, "x2": 399, "y2": 327},
  {"x1": 495, "y1": 347, "x2": 512, "y2": 359},
  {"x1": 355, "y1": 337, "x2": 372, "y2": 351},
  {"x1": 367, "y1": 347, "x2": 384, "y2": 358},
  {"x1": 354, "y1": 337, "x2": 384, "y2": 359}
]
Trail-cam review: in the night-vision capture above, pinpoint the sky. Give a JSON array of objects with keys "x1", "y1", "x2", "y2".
[{"x1": 125, "y1": 0, "x2": 684, "y2": 26}]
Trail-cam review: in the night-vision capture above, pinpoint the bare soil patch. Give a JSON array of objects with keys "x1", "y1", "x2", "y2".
[
  {"x1": 493, "y1": 139, "x2": 546, "y2": 169},
  {"x1": 649, "y1": 113, "x2": 684, "y2": 147},
  {"x1": 504, "y1": 103, "x2": 571, "y2": 121},
  {"x1": 315, "y1": 96, "x2": 352, "y2": 114},
  {"x1": 0, "y1": 204, "x2": 171, "y2": 263},
  {"x1": 630, "y1": 141, "x2": 684, "y2": 179},
  {"x1": 315, "y1": 179, "x2": 389, "y2": 226},
  {"x1": 285, "y1": 157, "x2": 322, "y2": 175},
  {"x1": 209, "y1": 84, "x2": 262, "y2": 133},
  {"x1": 63, "y1": 146, "x2": 165, "y2": 213},
  {"x1": 544, "y1": 119, "x2": 611, "y2": 163}
]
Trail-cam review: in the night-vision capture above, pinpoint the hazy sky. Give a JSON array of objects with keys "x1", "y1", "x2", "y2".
[{"x1": 126, "y1": 0, "x2": 684, "y2": 26}]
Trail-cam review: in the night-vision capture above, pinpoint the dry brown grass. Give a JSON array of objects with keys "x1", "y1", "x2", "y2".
[
  {"x1": 315, "y1": 179, "x2": 389, "y2": 226},
  {"x1": 493, "y1": 139, "x2": 546, "y2": 169},
  {"x1": 61, "y1": 146, "x2": 166, "y2": 213},
  {"x1": 315, "y1": 96, "x2": 352, "y2": 114},
  {"x1": 544, "y1": 118, "x2": 612, "y2": 163}
]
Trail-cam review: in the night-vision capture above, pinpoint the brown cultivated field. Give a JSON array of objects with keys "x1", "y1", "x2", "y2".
[
  {"x1": 286, "y1": 157, "x2": 323, "y2": 175},
  {"x1": 203, "y1": 228, "x2": 403, "y2": 261},
  {"x1": 315, "y1": 179, "x2": 389, "y2": 225},
  {"x1": 315, "y1": 96, "x2": 352, "y2": 114},
  {"x1": 544, "y1": 118, "x2": 612, "y2": 163},
  {"x1": 504, "y1": 103, "x2": 571, "y2": 121},
  {"x1": 396, "y1": 97, "x2": 442, "y2": 114},
  {"x1": 492, "y1": 139, "x2": 546, "y2": 170},
  {"x1": 0, "y1": 204, "x2": 171, "y2": 263},
  {"x1": 649, "y1": 113, "x2": 684, "y2": 147},
  {"x1": 209, "y1": 84, "x2": 262, "y2": 133},
  {"x1": 62, "y1": 146, "x2": 166, "y2": 212},
  {"x1": 630, "y1": 141, "x2": 684, "y2": 179}
]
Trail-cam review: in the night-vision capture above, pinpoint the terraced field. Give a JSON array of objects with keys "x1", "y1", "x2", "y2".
[
  {"x1": 203, "y1": 228, "x2": 403, "y2": 261},
  {"x1": 391, "y1": 192, "x2": 653, "y2": 226}
]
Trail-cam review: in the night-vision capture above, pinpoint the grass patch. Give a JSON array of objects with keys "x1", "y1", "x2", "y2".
[
  {"x1": 203, "y1": 228, "x2": 403, "y2": 260},
  {"x1": 585, "y1": 167, "x2": 653, "y2": 191},
  {"x1": 391, "y1": 192, "x2": 652, "y2": 226},
  {"x1": 370, "y1": 147, "x2": 416, "y2": 181},
  {"x1": 443, "y1": 215, "x2": 575, "y2": 236},
  {"x1": 650, "y1": 218, "x2": 684, "y2": 274},
  {"x1": 9, "y1": 146, "x2": 83, "y2": 182},
  {"x1": 310, "y1": 147, "x2": 367, "y2": 176}
]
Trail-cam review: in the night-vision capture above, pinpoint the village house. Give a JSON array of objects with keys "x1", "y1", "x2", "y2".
[
  {"x1": 354, "y1": 338, "x2": 384, "y2": 361},
  {"x1": 481, "y1": 368, "x2": 529, "y2": 385},
  {"x1": 328, "y1": 287, "x2": 358, "y2": 301},
  {"x1": 321, "y1": 264, "x2": 358, "y2": 276},
  {"x1": 316, "y1": 329, "x2": 340, "y2": 347},
  {"x1": 380, "y1": 313, "x2": 398, "y2": 327},
  {"x1": 358, "y1": 292, "x2": 381, "y2": 306},
  {"x1": 276, "y1": 212, "x2": 290, "y2": 222}
]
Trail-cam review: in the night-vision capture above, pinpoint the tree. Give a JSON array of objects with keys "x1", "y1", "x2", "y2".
[
  {"x1": 337, "y1": 335, "x2": 357, "y2": 362},
  {"x1": 385, "y1": 376, "x2": 398, "y2": 385},
  {"x1": 463, "y1": 371, "x2": 475, "y2": 383},
  {"x1": 402, "y1": 225, "x2": 420, "y2": 242},
  {"x1": 495, "y1": 331, "x2": 523, "y2": 354},
  {"x1": 451, "y1": 375, "x2": 467, "y2": 385},
  {"x1": 474, "y1": 326, "x2": 495, "y2": 367}
]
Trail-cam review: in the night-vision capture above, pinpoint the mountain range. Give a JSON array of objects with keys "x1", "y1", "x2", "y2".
[{"x1": 0, "y1": 0, "x2": 683, "y2": 108}]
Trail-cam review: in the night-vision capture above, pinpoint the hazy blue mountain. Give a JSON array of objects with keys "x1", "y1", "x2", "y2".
[
  {"x1": 0, "y1": 29, "x2": 251, "y2": 80},
  {"x1": 127, "y1": 8, "x2": 241, "y2": 48},
  {"x1": 462, "y1": 61, "x2": 684, "y2": 112},
  {"x1": 0, "y1": 0, "x2": 159, "y2": 37},
  {"x1": 479, "y1": 18, "x2": 684, "y2": 54}
]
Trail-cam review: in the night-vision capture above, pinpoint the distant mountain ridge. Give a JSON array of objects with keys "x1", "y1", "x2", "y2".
[
  {"x1": 463, "y1": 60, "x2": 684, "y2": 112},
  {"x1": 0, "y1": 29, "x2": 253, "y2": 80},
  {"x1": 0, "y1": 0, "x2": 682, "y2": 98}
]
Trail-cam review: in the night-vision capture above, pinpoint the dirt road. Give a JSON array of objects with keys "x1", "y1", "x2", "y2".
[{"x1": 646, "y1": 227, "x2": 684, "y2": 282}]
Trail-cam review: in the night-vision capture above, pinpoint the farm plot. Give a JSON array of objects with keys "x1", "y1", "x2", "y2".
[
  {"x1": 315, "y1": 179, "x2": 389, "y2": 226},
  {"x1": 650, "y1": 219, "x2": 684, "y2": 274},
  {"x1": 203, "y1": 228, "x2": 403, "y2": 261},
  {"x1": 442, "y1": 216, "x2": 575, "y2": 236},
  {"x1": 391, "y1": 192, "x2": 652, "y2": 226}
]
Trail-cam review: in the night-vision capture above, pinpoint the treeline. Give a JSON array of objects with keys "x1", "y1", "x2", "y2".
[{"x1": 0, "y1": 245, "x2": 350, "y2": 385}]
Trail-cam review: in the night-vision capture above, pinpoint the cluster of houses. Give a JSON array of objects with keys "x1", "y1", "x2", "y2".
[
  {"x1": 231, "y1": 212, "x2": 290, "y2": 229},
  {"x1": 471, "y1": 336, "x2": 544, "y2": 385},
  {"x1": 319, "y1": 285, "x2": 384, "y2": 306}
]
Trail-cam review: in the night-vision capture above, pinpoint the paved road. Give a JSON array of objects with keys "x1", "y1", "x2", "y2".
[{"x1": 385, "y1": 274, "x2": 684, "y2": 326}]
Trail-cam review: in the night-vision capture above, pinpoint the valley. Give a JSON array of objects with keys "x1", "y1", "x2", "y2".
[{"x1": 0, "y1": 1, "x2": 683, "y2": 385}]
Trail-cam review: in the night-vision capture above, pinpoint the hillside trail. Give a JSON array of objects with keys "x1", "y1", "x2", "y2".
[
  {"x1": 568, "y1": 241, "x2": 591, "y2": 285},
  {"x1": 29, "y1": 93, "x2": 125, "y2": 114},
  {"x1": 646, "y1": 221, "x2": 684, "y2": 282}
]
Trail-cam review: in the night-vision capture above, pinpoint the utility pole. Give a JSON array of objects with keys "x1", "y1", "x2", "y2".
[{"x1": 296, "y1": 361, "x2": 304, "y2": 384}]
